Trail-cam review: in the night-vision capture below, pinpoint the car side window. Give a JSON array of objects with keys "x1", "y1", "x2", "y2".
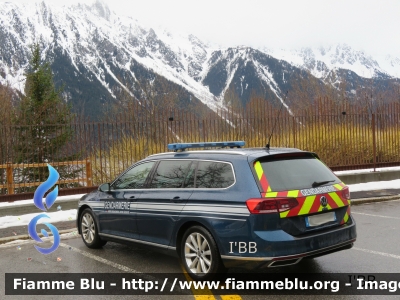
[
  {"x1": 112, "y1": 161, "x2": 155, "y2": 189},
  {"x1": 195, "y1": 161, "x2": 234, "y2": 188},
  {"x1": 149, "y1": 160, "x2": 192, "y2": 189},
  {"x1": 183, "y1": 161, "x2": 197, "y2": 188}
]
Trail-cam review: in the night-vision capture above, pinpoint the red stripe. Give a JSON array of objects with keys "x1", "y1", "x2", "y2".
[
  {"x1": 326, "y1": 194, "x2": 339, "y2": 209},
  {"x1": 259, "y1": 173, "x2": 269, "y2": 191},
  {"x1": 287, "y1": 196, "x2": 305, "y2": 217},
  {"x1": 309, "y1": 196, "x2": 321, "y2": 214},
  {"x1": 277, "y1": 191, "x2": 288, "y2": 197}
]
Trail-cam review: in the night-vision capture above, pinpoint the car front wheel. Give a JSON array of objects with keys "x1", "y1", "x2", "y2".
[{"x1": 80, "y1": 209, "x2": 107, "y2": 248}]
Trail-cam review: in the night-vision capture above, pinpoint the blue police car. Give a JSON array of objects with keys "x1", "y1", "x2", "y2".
[{"x1": 77, "y1": 141, "x2": 356, "y2": 280}]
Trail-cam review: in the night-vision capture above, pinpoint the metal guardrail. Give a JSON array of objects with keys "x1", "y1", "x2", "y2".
[{"x1": 0, "y1": 160, "x2": 92, "y2": 194}]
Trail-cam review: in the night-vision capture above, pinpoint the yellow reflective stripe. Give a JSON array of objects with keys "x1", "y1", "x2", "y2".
[
  {"x1": 267, "y1": 186, "x2": 272, "y2": 192},
  {"x1": 287, "y1": 190, "x2": 299, "y2": 197},
  {"x1": 334, "y1": 183, "x2": 343, "y2": 191},
  {"x1": 343, "y1": 213, "x2": 349, "y2": 223},
  {"x1": 181, "y1": 266, "x2": 217, "y2": 299},
  {"x1": 254, "y1": 161, "x2": 264, "y2": 180},
  {"x1": 299, "y1": 195, "x2": 316, "y2": 215},
  {"x1": 221, "y1": 296, "x2": 242, "y2": 300},
  {"x1": 264, "y1": 192, "x2": 278, "y2": 198},
  {"x1": 329, "y1": 192, "x2": 344, "y2": 207},
  {"x1": 280, "y1": 210, "x2": 290, "y2": 218}
]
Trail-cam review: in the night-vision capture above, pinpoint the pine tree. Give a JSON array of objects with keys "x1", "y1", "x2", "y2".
[{"x1": 13, "y1": 43, "x2": 74, "y2": 186}]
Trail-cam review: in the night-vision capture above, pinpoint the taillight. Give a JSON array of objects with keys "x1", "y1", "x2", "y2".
[
  {"x1": 341, "y1": 186, "x2": 351, "y2": 217},
  {"x1": 341, "y1": 186, "x2": 350, "y2": 201},
  {"x1": 246, "y1": 198, "x2": 299, "y2": 214}
]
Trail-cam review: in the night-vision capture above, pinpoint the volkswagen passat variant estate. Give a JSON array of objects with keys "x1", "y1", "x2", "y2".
[{"x1": 77, "y1": 141, "x2": 356, "y2": 280}]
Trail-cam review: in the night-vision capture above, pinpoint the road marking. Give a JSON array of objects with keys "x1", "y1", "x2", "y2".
[
  {"x1": 220, "y1": 295, "x2": 242, "y2": 300},
  {"x1": 12, "y1": 241, "x2": 237, "y2": 298},
  {"x1": 180, "y1": 265, "x2": 243, "y2": 300},
  {"x1": 180, "y1": 265, "x2": 216, "y2": 300},
  {"x1": 59, "y1": 243, "x2": 141, "y2": 273},
  {"x1": 351, "y1": 212, "x2": 400, "y2": 220},
  {"x1": 59, "y1": 243, "x2": 185, "y2": 293},
  {"x1": 353, "y1": 247, "x2": 400, "y2": 260}
]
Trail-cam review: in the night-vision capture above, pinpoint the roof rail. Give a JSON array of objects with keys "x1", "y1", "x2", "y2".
[{"x1": 167, "y1": 141, "x2": 245, "y2": 152}]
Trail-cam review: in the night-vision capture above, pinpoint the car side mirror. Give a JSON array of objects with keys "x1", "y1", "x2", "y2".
[{"x1": 99, "y1": 183, "x2": 111, "y2": 193}]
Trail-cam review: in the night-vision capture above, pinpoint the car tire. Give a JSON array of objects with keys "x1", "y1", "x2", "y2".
[
  {"x1": 80, "y1": 209, "x2": 107, "y2": 248},
  {"x1": 181, "y1": 226, "x2": 226, "y2": 280}
]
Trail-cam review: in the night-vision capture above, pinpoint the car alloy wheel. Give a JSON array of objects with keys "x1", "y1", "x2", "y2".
[
  {"x1": 184, "y1": 232, "x2": 212, "y2": 274},
  {"x1": 181, "y1": 226, "x2": 225, "y2": 280},
  {"x1": 80, "y1": 208, "x2": 107, "y2": 248},
  {"x1": 81, "y1": 212, "x2": 95, "y2": 244}
]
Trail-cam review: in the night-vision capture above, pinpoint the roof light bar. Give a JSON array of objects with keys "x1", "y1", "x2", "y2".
[{"x1": 167, "y1": 141, "x2": 245, "y2": 152}]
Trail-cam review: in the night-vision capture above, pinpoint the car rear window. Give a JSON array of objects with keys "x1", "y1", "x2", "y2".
[
  {"x1": 255, "y1": 155, "x2": 340, "y2": 192},
  {"x1": 196, "y1": 161, "x2": 235, "y2": 189}
]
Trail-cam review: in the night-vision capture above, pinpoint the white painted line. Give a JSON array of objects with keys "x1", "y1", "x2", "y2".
[
  {"x1": 351, "y1": 212, "x2": 400, "y2": 220},
  {"x1": 59, "y1": 242, "x2": 140, "y2": 273},
  {"x1": 58, "y1": 243, "x2": 181, "y2": 292},
  {"x1": 353, "y1": 247, "x2": 400, "y2": 260}
]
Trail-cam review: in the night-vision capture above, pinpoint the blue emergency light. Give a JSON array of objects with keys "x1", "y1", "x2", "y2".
[{"x1": 167, "y1": 141, "x2": 245, "y2": 152}]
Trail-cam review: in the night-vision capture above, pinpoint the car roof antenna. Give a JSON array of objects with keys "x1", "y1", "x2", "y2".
[{"x1": 266, "y1": 91, "x2": 289, "y2": 150}]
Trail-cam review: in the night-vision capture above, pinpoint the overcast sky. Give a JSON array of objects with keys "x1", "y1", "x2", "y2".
[{"x1": 5, "y1": 0, "x2": 400, "y2": 57}]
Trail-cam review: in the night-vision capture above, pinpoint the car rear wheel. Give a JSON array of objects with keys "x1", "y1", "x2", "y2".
[
  {"x1": 181, "y1": 226, "x2": 225, "y2": 280},
  {"x1": 80, "y1": 209, "x2": 107, "y2": 248}
]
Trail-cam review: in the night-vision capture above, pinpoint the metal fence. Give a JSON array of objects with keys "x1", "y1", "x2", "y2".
[{"x1": 1, "y1": 100, "x2": 400, "y2": 196}]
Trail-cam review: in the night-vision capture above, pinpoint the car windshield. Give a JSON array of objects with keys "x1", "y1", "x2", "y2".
[{"x1": 256, "y1": 155, "x2": 340, "y2": 192}]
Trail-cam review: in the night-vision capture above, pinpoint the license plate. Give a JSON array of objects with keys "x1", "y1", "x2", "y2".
[{"x1": 305, "y1": 212, "x2": 336, "y2": 227}]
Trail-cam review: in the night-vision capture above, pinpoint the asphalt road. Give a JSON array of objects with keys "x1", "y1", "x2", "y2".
[{"x1": 1, "y1": 200, "x2": 400, "y2": 299}]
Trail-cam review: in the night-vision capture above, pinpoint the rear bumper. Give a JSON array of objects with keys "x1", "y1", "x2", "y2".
[
  {"x1": 222, "y1": 239, "x2": 355, "y2": 269},
  {"x1": 221, "y1": 216, "x2": 356, "y2": 269}
]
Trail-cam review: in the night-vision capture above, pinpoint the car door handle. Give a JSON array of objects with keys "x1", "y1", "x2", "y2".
[
  {"x1": 170, "y1": 196, "x2": 182, "y2": 203},
  {"x1": 124, "y1": 195, "x2": 137, "y2": 201}
]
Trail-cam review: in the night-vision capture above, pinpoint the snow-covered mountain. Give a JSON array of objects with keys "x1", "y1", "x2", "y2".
[
  {"x1": 262, "y1": 44, "x2": 398, "y2": 80},
  {"x1": 0, "y1": 0, "x2": 399, "y2": 118},
  {"x1": 0, "y1": 0, "x2": 219, "y2": 117}
]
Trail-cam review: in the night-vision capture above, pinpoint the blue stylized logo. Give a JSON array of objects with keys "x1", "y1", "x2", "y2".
[{"x1": 28, "y1": 164, "x2": 60, "y2": 254}]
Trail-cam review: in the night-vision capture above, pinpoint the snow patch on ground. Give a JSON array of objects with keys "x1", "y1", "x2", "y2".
[
  {"x1": 0, "y1": 194, "x2": 85, "y2": 208},
  {"x1": 348, "y1": 179, "x2": 400, "y2": 193},
  {"x1": 0, "y1": 209, "x2": 77, "y2": 229},
  {"x1": 334, "y1": 166, "x2": 400, "y2": 175}
]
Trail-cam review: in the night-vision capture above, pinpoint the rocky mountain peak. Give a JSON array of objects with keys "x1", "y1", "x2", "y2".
[
  {"x1": 90, "y1": 0, "x2": 111, "y2": 21},
  {"x1": 0, "y1": 1, "x2": 399, "y2": 119}
]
